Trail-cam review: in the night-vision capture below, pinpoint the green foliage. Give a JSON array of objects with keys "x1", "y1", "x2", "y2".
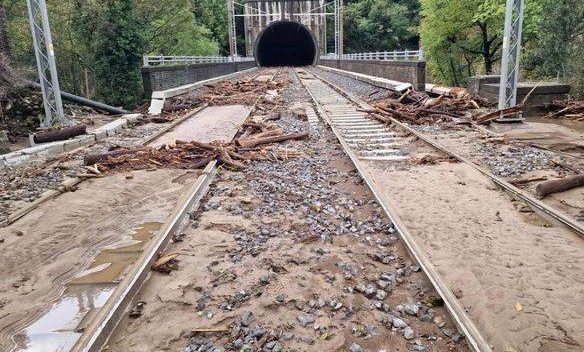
[
  {"x1": 524, "y1": 0, "x2": 584, "y2": 98},
  {"x1": 191, "y1": 0, "x2": 229, "y2": 55},
  {"x1": 344, "y1": 0, "x2": 419, "y2": 53},
  {"x1": 90, "y1": 0, "x2": 145, "y2": 108},
  {"x1": 139, "y1": 0, "x2": 219, "y2": 55},
  {"x1": 420, "y1": 0, "x2": 543, "y2": 86}
]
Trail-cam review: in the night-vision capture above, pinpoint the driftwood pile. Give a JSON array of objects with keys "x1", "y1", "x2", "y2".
[
  {"x1": 546, "y1": 99, "x2": 584, "y2": 121},
  {"x1": 85, "y1": 121, "x2": 308, "y2": 173},
  {"x1": 370, "y1": 89, "x2": 492, "y2": 126},
  {"x1": 165, "y1": 77, "x2": 290, "y2": 114}
]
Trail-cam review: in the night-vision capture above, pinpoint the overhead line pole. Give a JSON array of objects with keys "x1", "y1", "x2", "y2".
[
  {"x1": 334, "y1": 0, "x2": 343, "y2": 60},
  {"x1": 227, "y1": 0, "x2": 238, "y2": 61},
  {"x1": 497, "y1": 0, "x2": 525, "y2": 121},
  {"x1": 26, "y1": 0, "x2": 70, "y2": 128}
]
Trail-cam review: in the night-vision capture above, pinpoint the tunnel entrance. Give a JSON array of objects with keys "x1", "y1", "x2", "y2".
[{"x1": 254, "y1": 20, "x2": 318, "y2": 67}]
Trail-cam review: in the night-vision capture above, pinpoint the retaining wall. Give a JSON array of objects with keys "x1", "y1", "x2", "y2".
[
  {"x1": 468, "y1": 75, "x2": 571, "y2": 115},
  {"x1": 142, "y1": 61, "x2": 257, "y2": 95},
  {"x1": 319, "y1": 59, "x2": 426, "y2": 91}
]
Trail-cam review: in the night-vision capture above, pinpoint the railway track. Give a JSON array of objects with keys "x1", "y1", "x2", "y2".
[
  {"x1": 295, "y1": 68, "x2": 491, "y2": 352},
  {"x1": 296, "y1": 67, "x2": 584, "y2": 351},
  {"x1": 6, "y1": 66, "x2": 583, "y2": 352},
  {"x1": 71, "y1": 68, "x2": 283, "y2": 352},
  {"x1": 298, "y1": 68, "x2": 584, "y2": 238}
]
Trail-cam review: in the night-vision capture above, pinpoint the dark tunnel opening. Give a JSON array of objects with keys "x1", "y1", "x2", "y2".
[{"x1": 254, "y1": 20, "x2": 318, "y2": 67}]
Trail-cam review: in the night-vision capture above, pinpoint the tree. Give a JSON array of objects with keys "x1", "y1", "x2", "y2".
[
  {"x1": 0, "y1": 3, "x2": 12, "y2": 60},
  {"x1": 344, "y1": 0, "x2": 419, "y2": 53},
  {"x1": 420, "y1": 0, "x2": 543, "y2": 86},
  {"x1": 191, "y1": 0, "x2": 229, "y2": 55},
  {"x1": 524, "y1": 0, "x2": 584, "y2": 97},
  {"x1": 91, "y1": 0, "x2": 145, "y2": 107}
]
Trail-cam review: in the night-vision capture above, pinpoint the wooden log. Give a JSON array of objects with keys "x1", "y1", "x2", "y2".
[
  {"x1": 535, "y1": 175, "x2": 584, "y2": 198},
  {"x1": 84, "y1": 149, "x2": 135, "y2": 165},
  {"x1": 508, "y1": 176, "x2": 548, "y2": 185},
  {"x1": 33, "y1": 125, "x2": 87, "y2": 144},
  {"x1": 236, "y1": 131, "x2": 309, "y2": 148},
  {"x1": 187, "y1": 153, "x2": 217, "y2": 169},
  {"x1": 236, "y1": 128, "x2": 283, "y2": 146}
]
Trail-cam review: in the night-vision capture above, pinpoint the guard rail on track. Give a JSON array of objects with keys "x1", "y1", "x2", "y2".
[
  {"x1": 143, "y1": 55, "x2": 255, "y2": 67},
  {"x1": 321, "y1": 49, "x2": 424, "y2": 62}
]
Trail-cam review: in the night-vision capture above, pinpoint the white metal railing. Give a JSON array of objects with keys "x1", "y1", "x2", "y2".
[
  {"x1": 143, "y1": 55, "x2": 255, "y2": 67},
  {"x1": 320, "y1": 49, "x2": 424, "y2": 62}
]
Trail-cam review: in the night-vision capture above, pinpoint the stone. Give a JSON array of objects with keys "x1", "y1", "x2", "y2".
[
  {"x1": 403, "y1": 326, "x2": 414, "y2": 340},
  {"x1": 240, "y1": 311, "x2": 254, "y2": 327},
  {"x1": 349, "y1": 343, "x2": 363, "y2": 352},
  {"x1": 392, "y1": 317, "x2": 408, "y2": 329},
  {"x1": 404, "y1": 303, "x2": 419, "y2": 316},
  {"x1": 297, "y1": 314, "x2": 316, "y2": 327},
  {"x1": 364, "y1": 285, "x2": 377, "y2": 298},
  {"x1": 375, "y1": 290, "x2": 387, "y2": 301}
]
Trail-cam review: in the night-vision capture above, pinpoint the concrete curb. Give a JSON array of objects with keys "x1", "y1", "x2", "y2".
[
  {"x1": 147, "y1": 67, "x2": 259, "y2": 115},
  {"x1": 0, "y1": 113, "x2": 144, "y2": 170},
  {"x1": 316, "y1": 65, "x2": 412, "y2": 93}
]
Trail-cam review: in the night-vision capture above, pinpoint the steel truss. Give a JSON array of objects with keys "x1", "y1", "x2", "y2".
[
  {"x1": 26, "y1": 0, "x2": 70, "y2": 127},
  {"x1": 498, "y1": 0, "x2": 525, "y2": 121},
  {"x1": 229, "y1": 0, "x2": 343, "y2": 58}
]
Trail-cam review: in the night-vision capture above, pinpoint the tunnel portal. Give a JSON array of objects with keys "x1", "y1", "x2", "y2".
[{"x1": 254, "y1": 21, "x2": 318, "y2": 67}]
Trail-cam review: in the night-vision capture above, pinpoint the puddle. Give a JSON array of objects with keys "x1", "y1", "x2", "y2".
[{"x1": 13, "y1": 222, "x2": 162, "y2": 352}]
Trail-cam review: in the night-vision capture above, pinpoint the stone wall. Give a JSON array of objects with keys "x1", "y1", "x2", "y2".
[
  {"x1": 319, "y1": 59, "x2": 426, "y2": 91},
  {"x1": 142, "y1": 61, "x2": 257, "y2": 96}
]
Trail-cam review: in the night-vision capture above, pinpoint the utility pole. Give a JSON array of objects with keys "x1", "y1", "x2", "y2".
[
  {"x1": 26, "y1": 0, "x2": 70, "y2": 128},
  {"x1": 334, "y1": 0, "x2": 343, "y2": 60},
  {"x1": 227, "y1": 0, "x2": 238, "y2": 61},
  {"x1": 497, "y1": 0, "x2": 525, "y2": 121}
]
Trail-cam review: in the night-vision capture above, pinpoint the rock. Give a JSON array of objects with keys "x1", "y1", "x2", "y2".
[
  {"x1": 443, "y1": 328, "x2": 453, "y2": 337},
  {"x1": 412, "y1": 346, "x2": 427, "y2": 352},
  {"x1": 349, "y1": 343, "x2": 363, "y2": 352},
  {"x1": 364, "y1": 285, "x2": 377, "y2": 298},
  {"x1": 275, "y1": 294, "x2": 285, "y2": 304},
  {"x1": 403, "y1": 326, "x2": 414, "y2": 340},
  {"x1": 452, "y1": 334, "x2": 463, "y2": 343},
  {"x1": 404, "y1": 303, "x2": 419, "y2": 316},
  {"x1": 419, "y1": 314, "x2": 432, "y2": 323},
  {"x1": 375, "y1": 290, "x2": 387, "y2": 301},
  {"x1": 392, "y1": 317, "x2": 408, "y2": 329},
  {"x1": 297, "y1": 314, "x2": 316, "y2": 327},
  {"x1": 233, "y1": 339, "x2": 244, "y2": 348},
  {"x1": 240, "y1": 311, "x2": 254, "y2": 327},
  {"x1": 354, "y1": 282, "x2": 367, "y2": 293}
]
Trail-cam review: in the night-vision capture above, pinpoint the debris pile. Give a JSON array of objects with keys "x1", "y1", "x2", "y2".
[
  {"x1": 88, "y1": 122, "x2": 308, "y2": 173},
  {"x1": 546, "y1": 99, "x2": 584, "y2": 120},
  {"x1": 370, "y1": 89, "x2": 491, "y2": 125},
  {"x1": 166, "y1": 76, "x2": 290, "y2": 114}
]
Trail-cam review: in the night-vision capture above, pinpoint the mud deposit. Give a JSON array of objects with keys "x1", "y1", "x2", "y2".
[{"x1": 106, "y1": 70, "x2": 467, "y2": 352}]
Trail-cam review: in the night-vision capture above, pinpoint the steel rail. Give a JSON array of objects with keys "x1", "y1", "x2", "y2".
[
  {"x1": 74, "y1": 67, "x2": 282, "y2": 352},
  {"x1": 308, "y1": 69, "x2": 584, "y2": 239},
  {"x1": 294, "y1": 68, "x2": 493, "y2": 352}
]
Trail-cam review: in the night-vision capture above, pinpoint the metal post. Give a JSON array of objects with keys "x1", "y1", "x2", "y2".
[
  {"x1": 498, "y1": 0, "x2": 525, "y2": 121},
  {"x1": 227, "y1": 0, "x2": 238, "y2": 61},
  {"x1": 26, "y1": 0, "x2": 70, "y2": 127},
  {"x1": 333, "y1": 0, "x2": 343, "y2": 60}
]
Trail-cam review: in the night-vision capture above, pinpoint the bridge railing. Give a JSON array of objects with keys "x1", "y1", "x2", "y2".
[
  {"x1": 143, "y1": 56, "x2": 255, "y2": 67},
  {"x1": 321, "y1": 49, "x2": 424, "y2": 62}
]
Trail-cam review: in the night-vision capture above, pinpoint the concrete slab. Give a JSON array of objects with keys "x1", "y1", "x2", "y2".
[
  {"x1": 149, "y1": 105, "x2": 252, "y2": 147},
  {"x1": 317, "y1": 65, "x2": 412, "y2": 92}
]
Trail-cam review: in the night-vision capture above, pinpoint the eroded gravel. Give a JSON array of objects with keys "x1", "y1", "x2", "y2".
[{"x1": 109, "y1": 69, "x2": 468, "y2": 352}]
